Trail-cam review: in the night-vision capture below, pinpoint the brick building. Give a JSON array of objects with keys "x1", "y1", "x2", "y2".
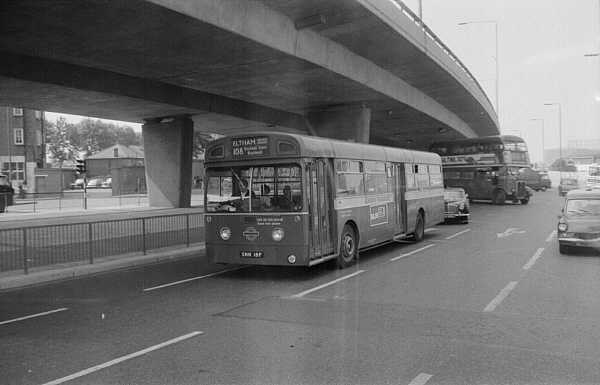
[{"x1": 0, "y1": 107, "x2": 45, "y2": 190}]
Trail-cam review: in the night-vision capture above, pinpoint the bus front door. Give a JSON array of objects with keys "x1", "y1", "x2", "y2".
[{"x1": 307, "y1": 159, "x2": 335, "y2": 260}]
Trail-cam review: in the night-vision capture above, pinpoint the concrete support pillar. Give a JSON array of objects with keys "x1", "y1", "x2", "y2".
[
  {"x1": 142, "y1": 116, "x2": 193, "y2": 208},
  {"x1": 306, "y1": 105, "x2": 371, "y2": 143}
]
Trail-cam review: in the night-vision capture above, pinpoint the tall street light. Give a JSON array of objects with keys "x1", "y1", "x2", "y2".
[
  {"x1": 530, "y1": 118, "x2": 545, "y2": 164},
  {"x1": 544, "y1": 103, "x2": 562, "y2": 174},
  {"x1": 458, "y1": 20, "x2": 500, "y2": 122}
]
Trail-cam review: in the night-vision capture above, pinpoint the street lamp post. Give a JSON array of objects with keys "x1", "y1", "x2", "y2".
[
  {"x1": 530, "y1": 118, "x2": 545, "y2": 164},
  {"x1": 458, "y1": 20, "x2": 499, "y2": 122},
  {"x1": 544, "y1": 103, "x2": 562, "y2": 175}
]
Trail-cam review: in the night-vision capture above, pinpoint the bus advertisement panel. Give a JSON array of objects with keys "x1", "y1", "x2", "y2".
[
  {"x1": 204, "y1": 132, "x2": 444, "y2": 268},
  {"x1": 430, "y1": 135, "x2": 532, "y2": 205}
]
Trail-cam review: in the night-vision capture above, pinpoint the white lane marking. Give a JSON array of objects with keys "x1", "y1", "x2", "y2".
[
  {"x1": 445, "y1": 228, "x2": 471, "y2": 240},
  {"x1": 143, "y1": 266, "x2": 247, "y2": 292},
  {"x1": 0, "y1": 307, "x2": 68, "y2": 326},
  {"x1": 497, "y1": 228, "x2": 526, "y2": 238},
  {"x1": 483, "y1": 281, "x2": 518, "y2": 312},
  {"x1": 424, "y1": 227, "x2": 439, "y2": 233},
  {"x1": 545, "y1": 230, "x2": 556, "y2": 242},
  {"x1": 390, "y1": 244, "x2": 436, "y2": 261},
  {"x1": 408, "y1": 373, "x2": 434, "y2": 385},
  {"x1": 41, "y1": 331, "x2": 203, "y2": 385},
  {"x1": 522, "y1": 248, "x2": 545, "y2": 270},
  {"x1": 289, "y1": 270, "x2": 365, "y2": 298}
]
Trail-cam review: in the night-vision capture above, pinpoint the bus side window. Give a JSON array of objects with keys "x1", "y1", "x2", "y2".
[{"x1": 416, "y1": 164, "x2": 430, "y2": 189}]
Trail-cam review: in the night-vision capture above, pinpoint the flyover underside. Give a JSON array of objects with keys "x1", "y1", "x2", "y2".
[{"x1": 0, "y1": 0, "x2": 494, "y2": 148}]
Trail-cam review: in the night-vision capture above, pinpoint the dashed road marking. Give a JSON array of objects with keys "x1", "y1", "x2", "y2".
[
  {"x1": 545, "y1": 230, "x2": 556, "y2": 242},
  {"x1": 523, "y1": 248, "x2": 545, "y2": 270},
  {"x1": 41, "y1": 331, "x2": 204, "y2": 385},
  {"x1": 484, "y1": 281, "x2": 518, "y2": 312},
  {"x1": 390, "y1": 244, "x2": 436, "y2": 261},
  {"x1": 143, "y1": 266, "x2": 247, "y2": 292},
  {"x1": 408, "y1": 373, "x2": 433, "y2": 385},
  {"x1": 0, "y1": 307, "x2": 68, "y2": 326},
  {"x1": 445, "y1": 228, "x2": 471, "y2": 240},
  {"x1": 288, "y1": 270, "x2": 365, "y2": 298}
]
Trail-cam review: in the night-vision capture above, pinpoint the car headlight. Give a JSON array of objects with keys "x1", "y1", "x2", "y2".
[
  {"x1": 558, "y1": 222, "x2": 568, "y2": 232},
  {"x1": 219, "y1": 227, "x2": 232, "y2": 240},
  {"x1": 272, "y1": 228, "x2": 284, "y2": 242}
]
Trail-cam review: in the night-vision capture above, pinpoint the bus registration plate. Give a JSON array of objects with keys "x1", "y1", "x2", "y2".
[{"x1": 240, "y1": 251, "x2": 263, "y2": 258}]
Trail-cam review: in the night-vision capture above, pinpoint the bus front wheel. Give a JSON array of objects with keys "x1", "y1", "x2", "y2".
[
  {"x1": 337, "y1": 224, "x2": 358, "y2": 269},
  {"x1": 492, "y1": 190, "x2": 506, "y2": 205}
]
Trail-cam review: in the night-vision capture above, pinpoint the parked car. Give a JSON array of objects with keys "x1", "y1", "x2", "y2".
[
  {"x1": 443, "y1": 187, "x2": 470, "y2": 224},
  {"x1": 101, "y1": 177, "x2": 112, "y2": 189},
  {"x1": 70, "y1": 178, "x2": 85, "y2": 189},
  {"x1": 558, "y1": 177, "x2": 579, "y2": 196},
  {"x1": 557, "y1": 188, "x2": 600, "y2": 254},
  {"x1": 86, "y1": 177, "x2": 104, "y2": 189},
  {"x1": 0, "y1": 173, "x2": 14, "y2": 211}
]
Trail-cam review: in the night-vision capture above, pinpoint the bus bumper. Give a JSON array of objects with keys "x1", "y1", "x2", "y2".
[{"x1": 207, "y1": 243, "x2": 310, "y2": 266}]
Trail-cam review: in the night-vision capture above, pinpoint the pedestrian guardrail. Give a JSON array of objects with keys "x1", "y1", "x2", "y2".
[{"x1": 0, "y1": 213, "x2": 204, "y2": 274}]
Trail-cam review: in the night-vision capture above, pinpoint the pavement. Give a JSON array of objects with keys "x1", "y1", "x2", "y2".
[{"x1": 2, "y1": 189, "x2": 600, "y2": 384}]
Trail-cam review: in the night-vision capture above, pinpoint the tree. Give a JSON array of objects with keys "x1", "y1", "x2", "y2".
[{"x1": 45, "y1": 117, "x2": 77, "y2": 167}]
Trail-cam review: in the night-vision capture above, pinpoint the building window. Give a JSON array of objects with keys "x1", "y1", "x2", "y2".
[
  {"x1": 114, "y1": 148, "x2": 119, "y2": 158},
  {"x1": 34, "y1": 110, "x2": 41, "y2": 119},
  {"x1": 1, "y1": 162, "x2": 24, "y2": 181},
  {"x1": 14, "y1": 128, "x2": 24, "y2": 145},
  {"x1": 12, "y1": 108, "x2": 23, "y2": 116}
]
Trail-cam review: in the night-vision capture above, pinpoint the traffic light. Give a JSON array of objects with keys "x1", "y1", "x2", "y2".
[{"x1": 75, "y1": 158, "x2": 86, "y2": 174}]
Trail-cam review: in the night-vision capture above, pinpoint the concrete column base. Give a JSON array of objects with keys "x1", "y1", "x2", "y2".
[
  {"x1": 143, "y1": 116, "x2": 193, "y2": 208},
  {"x1": 306, "y1": 105, "x2": 371, "y2": 143}
]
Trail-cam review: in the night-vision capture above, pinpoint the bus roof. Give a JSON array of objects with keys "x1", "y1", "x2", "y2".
[{"x1": 205, "y1": 132, "x2": 441, "y2": 164}]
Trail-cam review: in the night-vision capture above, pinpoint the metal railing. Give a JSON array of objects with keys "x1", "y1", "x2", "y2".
[
  {"x1": 0, "y1": 213, "x2": 205, "y2": 274},
  {"x1": 389, "y1": 0, "x2": 497, "y2": 114}
]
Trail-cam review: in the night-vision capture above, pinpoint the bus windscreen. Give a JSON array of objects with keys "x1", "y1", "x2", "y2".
[{"x1": 206, "y1": 164, "x2": 303, "y2": 213}]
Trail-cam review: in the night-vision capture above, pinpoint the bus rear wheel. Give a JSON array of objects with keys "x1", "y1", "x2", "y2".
[
  {"x1": 337, "y1": 224, "x2": 358, "y2": 269},
  {"x1": 492, "y1": 190, "x2": 506, "y2": 205},
  {"x1": 520, "y1": 197, "x2": 529, "y2": 205},
  {"x1": 412, "y1": 213, "x2": 425, "y2": 242}
]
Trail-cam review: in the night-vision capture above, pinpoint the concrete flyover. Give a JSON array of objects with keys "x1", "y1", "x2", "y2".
[{"x1": 0, "y1": 0, "x2": 499, "y2": 207}]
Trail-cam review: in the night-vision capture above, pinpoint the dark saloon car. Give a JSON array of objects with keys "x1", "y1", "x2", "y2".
[
  {"x1": 558, "y1": 177, "x2": 579, "y2": 196},
  {"x1": 0, "y1": 174, "x2": 14, "y2": 212},
  {"x1": 557, "y1": 189, "x2": 600, "y2": 254},
  {"x1": 443, "y1": 187, "x2": 470, "y2": 224},
  {"x1": 519, "y1": 167, "x2": 547, "y2": 191}
]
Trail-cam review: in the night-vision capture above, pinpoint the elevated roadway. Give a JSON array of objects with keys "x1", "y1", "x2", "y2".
[{"x1": 0, "y1": 0, "x2": 499, "y2": 206}]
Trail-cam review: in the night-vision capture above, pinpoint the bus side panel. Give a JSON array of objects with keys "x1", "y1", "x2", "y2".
[
  {"x1": 364, "y1": 193, "x2": 396, "y2": 247},
  {"x1": 334, "y1": 196, "x2": 369, "y2": 251}
]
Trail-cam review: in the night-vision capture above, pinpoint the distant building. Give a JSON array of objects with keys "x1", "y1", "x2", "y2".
[
  {"x1": 86, "y1": 144, "x2": 144, "y2": 177},
  {"x1": 0, "y1": 107, "x2": 45, "y2": 189}
]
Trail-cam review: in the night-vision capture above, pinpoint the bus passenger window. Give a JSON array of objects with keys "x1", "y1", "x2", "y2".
[{"x1": 405, "y1": 164, "x2": 416, "y2": 189}]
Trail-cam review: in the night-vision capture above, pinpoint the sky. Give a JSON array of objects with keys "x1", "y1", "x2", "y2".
[{"x1": 46, "y1": 0, "x2": 600, "y2": 163}]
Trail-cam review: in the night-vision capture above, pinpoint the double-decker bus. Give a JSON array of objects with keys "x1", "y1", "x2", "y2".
[
  {"x1": 430, "y1": 135, "x2": 532, "y2": 205},
  {"x1": 204, "y1": 132, "x2": 444, "y2": 268}
]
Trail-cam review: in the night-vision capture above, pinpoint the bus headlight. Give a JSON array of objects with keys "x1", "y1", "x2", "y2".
[
  {"x1": 558, "y1": 222, "x2": 568, "y2": 232},
  {"x1": 458, "y1": 202, "x2": 465, "y2": 210},
  {"x1": 219, "y1": 227, "x2": 232, "y2": 240},
  {"x1": 272, "y1": 228, "x2": 285, "y2": 242},
  {"x1": 287, "y1": 254, "x2": 296, "y2": 264}
]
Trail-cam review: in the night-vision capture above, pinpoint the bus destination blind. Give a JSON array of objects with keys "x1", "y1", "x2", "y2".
[{"x1": 232, "y1": 136, "x2": 270, "y2": 157}]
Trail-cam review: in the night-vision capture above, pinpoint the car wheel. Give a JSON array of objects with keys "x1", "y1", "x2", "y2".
[
  {"x1": 336, "y1": 224, "x2": 358, "y2": 269},
  {"x1": 412, "y1": 212, "x2": 425, "y2": 242},
  {"x1": 520, "y1": 197, "x2": 529, "y2": 205},
  {"x1": 492, "y1": 189, "x2": 506, "y2": 205}
]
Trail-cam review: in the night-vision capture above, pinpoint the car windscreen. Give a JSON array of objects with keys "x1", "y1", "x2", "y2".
[
  {"x1": 205, "y1": 164, "x2": 302, "y2": 213},
  {"x1": 565, "y1": 199, "x2": 600, "y2": 216}
]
